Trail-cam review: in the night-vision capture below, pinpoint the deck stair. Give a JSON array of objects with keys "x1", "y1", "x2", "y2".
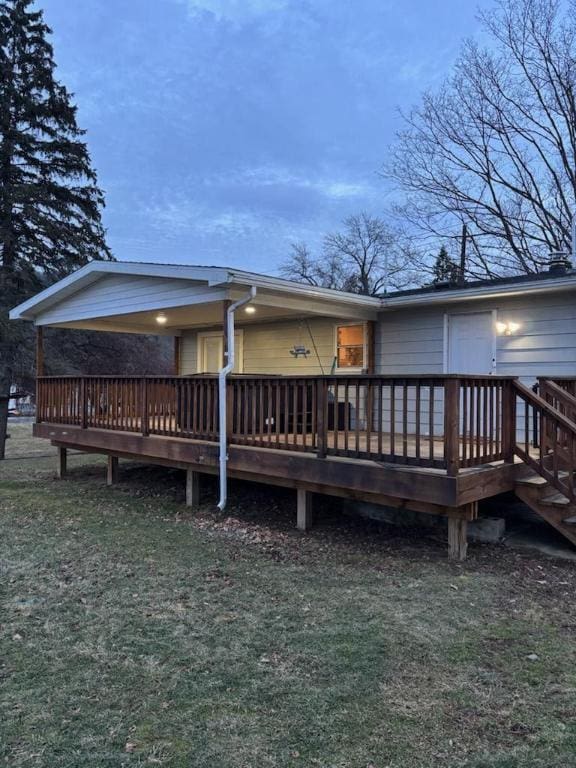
[
  {"x1": 512, "y1": 379, "x2": 576, "y2": 549},
  {"x1": 515, "y1": 472, "x2": 576, "y2": 548}
]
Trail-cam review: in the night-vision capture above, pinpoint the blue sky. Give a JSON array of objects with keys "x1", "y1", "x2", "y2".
[{"x1": 41, "y1": 0, "x2": 492, "y2": 273}]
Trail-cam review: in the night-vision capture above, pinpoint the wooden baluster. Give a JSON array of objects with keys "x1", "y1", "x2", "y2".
[
  {"x1": 275, "y1": 380, "x2": 281, "y2": 447},
  {"x1": 354, "y1": 380, "x2": 361, "y2": 457},
  {"x1": 402, "y1": 380, "x2": 408, "y2": 459},
  {"x1": 428, "y1": 384, "x2": 434, "y2": 462},
  {"x1": 302, "y1": 381, "x2": 308, "y2": 450},
  {"x1": 333, "y1": 379, "x2": 339, "y2": 453},
  {"x1": 141, "y1": 379, "x2": 149, "y2": 436},
  {"x1": 390, "y1": 381, "x2": 396, "y2": 459},
  {"x1": 343, "y1": 380, "x2": 349, "y2": 454},
  {"x1": 415, "y1": 382, "x2": 421, "y2": 460},
  {"x1": 316, "y1": 379, "x2": 327, "y2": 458},
  {"x1": 258, "y1": 380, "x2": 264, "y2": 446},
  {"x1": 283, "y1": 382, "x2": 289, "y2": 449},
  {"x1": 482, "y1": 382, "x2": 488, "y2": 459},
  {"x1": 377, "y1": 382, "x2": 383, "y2": 460},
  {"x1": 365, "y1": 380, "x2": 373, "y2": 459},
  {"x1": 81, "y1": 378, "x2": 87, "y2": 429},
  {"x1": 468, "y1": 382, "x2": 475, "y2": 463}
]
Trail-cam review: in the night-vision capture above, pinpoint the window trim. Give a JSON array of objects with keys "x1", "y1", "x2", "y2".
[{"x1": 334, "y1": 322, "x2": 367, "y2": 373}]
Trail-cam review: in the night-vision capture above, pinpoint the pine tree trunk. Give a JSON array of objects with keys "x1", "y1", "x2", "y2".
[{"x1": 0, "y1": 368, "x2": 12, "y2": 460}]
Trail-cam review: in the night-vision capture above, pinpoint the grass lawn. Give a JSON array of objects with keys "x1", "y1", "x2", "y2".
[{"x1": 2, "y1": 424, "x2": 576, "y2": 767}]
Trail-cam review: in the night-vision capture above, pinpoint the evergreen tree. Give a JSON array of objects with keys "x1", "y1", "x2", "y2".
[
  {"x1": 0, "y1": 0, "x2": 112, "y2": 458},
  {"x1": 432, "y1": 246, "x2": 460, "y2": 284}
]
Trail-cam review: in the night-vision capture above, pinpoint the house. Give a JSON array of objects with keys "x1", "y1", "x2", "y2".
[{"x1": 9, "y1": 259, "x2": 576, "y2": 559}]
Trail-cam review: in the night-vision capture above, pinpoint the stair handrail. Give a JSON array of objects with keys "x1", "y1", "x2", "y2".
[
  {"x1": 513, "y1": 380, "x2": 576, "y2": 437},
  {"x1": 512, "y1": 379, "x2": 576, "y2": 500},
  {"x1": 539, "y1": 378, "x2": 576, "y2": 418}
]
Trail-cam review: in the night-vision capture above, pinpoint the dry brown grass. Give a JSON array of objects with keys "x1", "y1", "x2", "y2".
[{"x1": 1, "y1": 423, "x2": 576, "y2": 767}]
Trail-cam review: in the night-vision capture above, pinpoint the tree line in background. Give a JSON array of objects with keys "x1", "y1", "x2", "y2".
[
  {"x1": 283, "y1": 0, "x2": 576, "y2": 293},
  {"x1": 0, "y1": 0, "x2": 168, "y2": 459},
  {"x1": 2, "y1": 0, "x2": 576, "y2": 464}
]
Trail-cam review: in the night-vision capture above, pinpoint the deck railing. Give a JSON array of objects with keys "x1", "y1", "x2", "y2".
[
  {"x1": 513, "y1": 380, "x2": 576, "y2": 501},
  {"x1": 36, "y1": 374, "x2": 513, "y2": 473}
]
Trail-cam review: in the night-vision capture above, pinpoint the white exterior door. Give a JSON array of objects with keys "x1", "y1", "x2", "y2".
[
  {"x1": 198, "y1": 332, "x2": 243, "y2": 373},
  {"x1": 447, "y1": 312, "x2": 495, "y2": 374}
]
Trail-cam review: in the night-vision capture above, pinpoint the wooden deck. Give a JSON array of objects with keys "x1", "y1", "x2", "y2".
[{"x1": 33, "y1": 373, "x2": 576, "y2": 559}]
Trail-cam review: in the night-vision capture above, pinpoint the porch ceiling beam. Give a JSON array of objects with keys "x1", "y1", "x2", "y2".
[{"x1": 34, "y1": 320, "x2": 182, "y2": 336}]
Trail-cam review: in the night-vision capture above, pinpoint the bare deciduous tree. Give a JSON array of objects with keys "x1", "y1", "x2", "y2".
[
  {"x1": 385, "y1": 0, "x2": 576, "y2": 278},
  {"x1": 281, "y1": 213, "x2": 415, "y2": 295}
]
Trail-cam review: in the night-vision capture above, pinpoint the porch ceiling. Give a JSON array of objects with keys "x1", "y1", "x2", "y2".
[
  {"x1": 10, "y1": 261, "x2": 380, "y2": 333},
  {"x1": 46, "y1": 289, "x2": 376, "y2": 336}
]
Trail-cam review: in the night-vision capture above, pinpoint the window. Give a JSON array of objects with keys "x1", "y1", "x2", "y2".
[{"x1": 336, "y1": 324, "x2": 365, "y2": 369}]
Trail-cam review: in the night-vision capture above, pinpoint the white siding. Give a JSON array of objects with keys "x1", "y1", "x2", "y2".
[
  {"x1": 376, "y1": 309, "x2": 445, "y2": 374},
  {"x1": 376, "y1": 291, "x2": 576, "y2": 380},
  {"x1": 180, "y1": 330, "x2": 198, "y2": 373},
  {"x1": 181, "y1": 318, "x2": 356, "y2": 375},
  {"x1": 37, "y1": 274, "x2": 215, "y2": 325}
]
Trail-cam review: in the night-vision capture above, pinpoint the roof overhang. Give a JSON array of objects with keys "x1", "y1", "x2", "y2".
[
  {"x1": 379, "y1": 273, "x2": 576, "y2": 309},
  {"x1": 9, "y1": 261, "x2": 380, "y2": 332},
  {"x1": 10, "y1": 260, "x2": 576, "y2": 332}
]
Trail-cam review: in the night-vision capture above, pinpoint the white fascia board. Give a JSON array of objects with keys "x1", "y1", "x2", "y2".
[{"x1": 228, "y1": 269, "x2": 381, "y2": 309}]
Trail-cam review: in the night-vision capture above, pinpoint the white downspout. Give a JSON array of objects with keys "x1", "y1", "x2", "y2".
[
  {"x1": 572, "y1": 214, "x2": 576, "y2": 265},
  {"x1": 217, "y1": 286, "x2": 257, "y2": 511}
]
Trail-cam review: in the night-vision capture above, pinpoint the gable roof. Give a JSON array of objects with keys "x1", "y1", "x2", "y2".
[
  {"x1": 8, "y1": 261, "x2": 380, "y2": 325},
  {"x1": 9, "y1": 259, "x2": 576, "y2": 324}
]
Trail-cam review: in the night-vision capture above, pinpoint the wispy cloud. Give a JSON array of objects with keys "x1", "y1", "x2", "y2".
[
  {"x1": 177, "y1": 0, "x2": 289, "y2": 22},
  {"x1": 43, "y1": 0, "x2": 484, "y2": 269}
]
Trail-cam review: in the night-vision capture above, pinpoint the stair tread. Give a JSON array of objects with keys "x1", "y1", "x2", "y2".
[
  {"x1": 541, "y1": 492, "x2": 571, "y2": 506},
  {"x1": 516, "y1": 474, "x2": 548, "y2": 487}
]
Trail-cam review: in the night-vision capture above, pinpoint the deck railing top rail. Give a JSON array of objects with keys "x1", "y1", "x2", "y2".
[{"x1": 36, "y1": 373, "x2": 517, "y2": 381}]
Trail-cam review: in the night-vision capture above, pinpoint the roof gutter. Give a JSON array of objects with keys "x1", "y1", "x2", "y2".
[{"x1": 217, "y1": 286, "x2": 257, "y2": 511}]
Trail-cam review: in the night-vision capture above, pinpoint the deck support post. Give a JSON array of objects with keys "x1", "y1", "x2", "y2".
[
  {"x1": 56, "y1": 446, "x2": 67, "y2": 479},
  {"x1": 297, "y1": 488, "x2": 313, "y2": 531},
  {"x1": 174, "y1": 336, "x2": 182, "y2": 376},
  {"x1": 444, "y1": 378, "x2": 460, "y2": 476},
  {"x1": 107, "y1": 455, "x2": 119, "y2": 486},
  {"x1": 447, "y1": 517, "x2": 468, "y2": 561},
  {"x1": 502, "y1": 379, "x2": 517, "y2": 463},
  {"x1": 35, "y1": 326, "x2": 44, "y2": 376},
  {"x1": 186, "y1": 468, "x2": 200, "y2": 508}
]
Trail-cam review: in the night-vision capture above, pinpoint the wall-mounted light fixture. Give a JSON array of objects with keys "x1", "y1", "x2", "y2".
[
  {"x1": 156, "y1": 312, "x2": 168, "y2": 325},
  {"x1": 496, "y1": 320, "x2": 520, "y2": 336},
  {"x1": 245, "y1": 306, "x2": 256, "y2": 315}
]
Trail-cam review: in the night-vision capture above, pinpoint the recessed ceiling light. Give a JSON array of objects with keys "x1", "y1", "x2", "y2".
[
  {"x1": 245, "y1": 306, "x2": 256, "y2": 314},
  {"x1": 156, "y1": 312, "x2": 167, "y2": 325}
]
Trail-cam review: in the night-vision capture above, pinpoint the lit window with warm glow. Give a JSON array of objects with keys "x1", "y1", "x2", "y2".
[{"x1": 336, "y1": 324, "x2": 365, "y2": 369}]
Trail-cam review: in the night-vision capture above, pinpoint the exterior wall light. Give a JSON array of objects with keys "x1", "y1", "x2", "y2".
[
  {"x1": 496, "y1": 320, "x2": 520, "y2": 336},
  {"x1": 245, "y1": 306, "x2": 256, "y2": 314},
  {"x1": 156, "y1": 312, "x2": 167, "y2": 325}
]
